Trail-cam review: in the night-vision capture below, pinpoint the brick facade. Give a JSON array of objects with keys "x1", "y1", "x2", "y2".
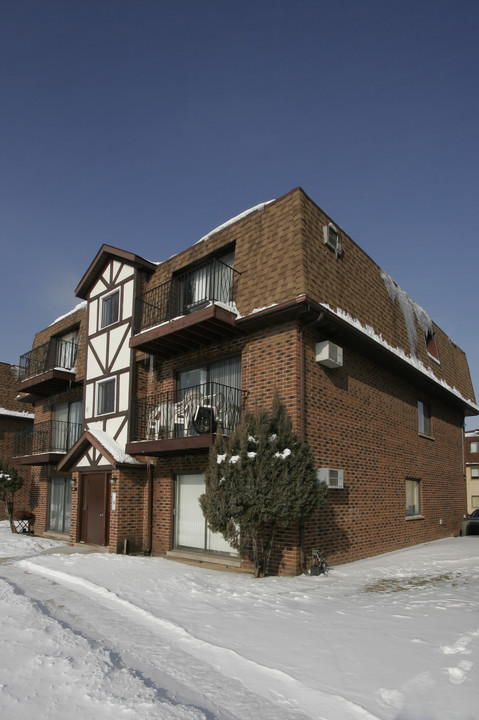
[
  {"x1": 13, "y1": 188, "x2": 477, "y2": 574},
  {"x1": 0, "y1": 362, "x2": 34, "y2": 520}
]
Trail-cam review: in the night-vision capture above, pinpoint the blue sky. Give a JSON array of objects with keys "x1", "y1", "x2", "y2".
[{"x1": 1, "y1": 0, "x2": 478, "y2": 427}]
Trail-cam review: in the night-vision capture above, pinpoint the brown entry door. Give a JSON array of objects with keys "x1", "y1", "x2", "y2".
[{"x1": 80, "y1": 473, "x2": 109, "y2": 545}]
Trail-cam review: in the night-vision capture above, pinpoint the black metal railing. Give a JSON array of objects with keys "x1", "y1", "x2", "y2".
[
  {"x1": 14, "y1": 420, "x2": 82, "y2": 457},
  {"x1": 134, "y1": 258, "x2": 239, "y2": 333},
  {"x1": 131, "y1": 382, "x2": 247, "y2": 441},
  {"x1": 17, "y1": 338, "x2": 79, "y2": 382}
]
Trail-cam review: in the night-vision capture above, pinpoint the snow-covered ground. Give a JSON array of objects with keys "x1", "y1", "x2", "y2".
[{"x1": 0, "y1": 522, "x2": 477, "y2": 720}]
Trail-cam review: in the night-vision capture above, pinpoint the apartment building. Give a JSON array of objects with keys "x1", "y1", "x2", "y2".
[
  {"x1": 464, "y1": 429, "x2": 479, "y2": 514},
  {"x1": 13, "y1": 188, "x2": 478, "y2": 573},
  {"x1": 0, "y1": 361, "x2": 34, "y2": 520}
]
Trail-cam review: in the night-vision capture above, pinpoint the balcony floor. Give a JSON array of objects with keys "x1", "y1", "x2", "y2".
[
  {"x1": 130, "y1": 304, "x2": 243, "y2": 358},
  {"x1": 126, "y1": 434, "x2": 215, "y2": 456},
  {"x1": 12, "y1": 452, "x2": 65, "y2": 466},
  {"x1": 16, "y1": 368, "x2": 78, "y2": 396}
]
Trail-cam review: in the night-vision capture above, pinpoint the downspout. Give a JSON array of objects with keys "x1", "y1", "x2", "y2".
[
  {"x1": 298, "y1": 309, "x2": 325, "y2": 573},
  {"x1": 145, "y1": 457, "x2": 154, "y2": 555}
]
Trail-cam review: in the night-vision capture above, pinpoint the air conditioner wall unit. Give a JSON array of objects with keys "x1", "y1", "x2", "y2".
[
  {"x1": 323, "y1": 223, "x2": 343, "y2": 256},
  {"x1": 315, "y1": 340, "x2": 343, "y2": 368},
  {"x1": 317, "y1": 468, "x2": 344, "y2": 489}
]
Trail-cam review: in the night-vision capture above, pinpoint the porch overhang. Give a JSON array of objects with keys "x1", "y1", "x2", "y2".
[
  {"x1": 58, "y1": 430, "x2": 143, "y2": 472},
  {"x1": 129, "y1": 304, "x2": 243, "y2": 358}
]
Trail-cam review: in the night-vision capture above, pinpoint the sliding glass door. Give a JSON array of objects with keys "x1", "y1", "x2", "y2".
[{"x1": 175, "y1": 473, "x2": 237, "y2": 555}]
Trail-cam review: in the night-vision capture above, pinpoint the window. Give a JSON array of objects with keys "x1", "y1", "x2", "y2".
[
  {"x1": 101, "y1": 290, "x2": 120, "y2": 328},
  {"x1": 471, "y1": 468, "x2": 479, "y2": 479},
  {"x1": 472, "y1": 496, "x2": 479, "y2": 508},
  {"x1": 425, "y1": 331, "x2": 440, "y2": 362},
  {"x1": 53, "y1": 400, "x2": 82, "y2": 452},
  {"x1": 49, "y1": 477, "x2": 72, "y2": 533},
  {"x1": 176, "y1": 356, "x2": 242, "y2": 436},
  {"x1": 180, "y1": 251, "x2": 235, "y2": 312},
  {"x1": 406, "y1": 478, "x2": 421, "y2": 516},
  {"x1": 54, "y1": 329, "x2": 79, "y2": 370},
  {"x1": 470, "y1": 442, "x2": 479, "y2": 453},
  {"x1": 418, "y1": 401, "x2": 432, "y2": 436},
  {"x1": 97, "y1": 378, "x2": 116, "y2": 415}
]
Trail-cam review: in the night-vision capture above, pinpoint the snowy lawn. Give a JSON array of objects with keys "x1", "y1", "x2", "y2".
[{"x1": 0, "y1": 521, "x2": 478, "y2": 719}]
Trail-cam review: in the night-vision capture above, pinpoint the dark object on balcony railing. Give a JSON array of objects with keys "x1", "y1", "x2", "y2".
[
  {"x1": 131, "y1": 382, "x2": 247, "y2": 442},
  {"x1": 134, "y1": 258, "x2": 239, "y2": 334},
  {"x1": 14, "y1": 420, "x2": 82, "y2": 458},
  {"x1": 192, "y1": 406, "x2": 217, "y2": 435},
  {"x1": 17, "y1": 337, "x2": 79, "y2": 394}
]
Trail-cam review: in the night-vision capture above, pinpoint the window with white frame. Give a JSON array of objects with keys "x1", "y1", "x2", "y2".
[
  {"x1": 101, "y1": 290, "x2": 120, "y2": 328},
  {"x1": 471, "y1": 468, "x2": 479, "y2": 479},
  {"x1": 418, "y1": 400, "x2": 432, "y2": 436},
  {"x1": 470, "y1": 442, "x2": 479, "y2": 453},
  {"x1": 406, "y1": 478, "x2": 421, "y2": 516},
  {"x1": 97, "y1": 378, "x2": 116, "y2": 415}
]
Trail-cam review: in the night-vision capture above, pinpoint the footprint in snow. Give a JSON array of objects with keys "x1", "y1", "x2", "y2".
[{"x1": 445, "y1": 660, "x2": 473, "y2": 685}]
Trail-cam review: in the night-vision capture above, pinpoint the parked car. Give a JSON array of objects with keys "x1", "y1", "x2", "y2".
[{"x1": 461, "y1": 509, "x2": 479, "y2": 535}]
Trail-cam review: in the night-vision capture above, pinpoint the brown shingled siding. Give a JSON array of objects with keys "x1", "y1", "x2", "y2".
[
  {"x1": 28, "y1": 305, "x2": 87, "y2": 383},
  {"x1": 298, "y1": 189, "x2": 475, "y2": 404}
]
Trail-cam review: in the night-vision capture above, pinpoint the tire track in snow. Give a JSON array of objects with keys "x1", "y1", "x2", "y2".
[{"x1": 18, "y1": 559, "x2": 380, "y2": 720}]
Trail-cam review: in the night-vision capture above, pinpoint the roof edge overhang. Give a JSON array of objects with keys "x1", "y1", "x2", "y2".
[
  {"x1": 76, "y1": 244, "x2": 157, "y2": 300},
  {"x1": 238, "y1": 295, "x2": 478, "y2": 417},
  {"x1": 57, "y1": 430, "x2": 142, "y2": 472}
]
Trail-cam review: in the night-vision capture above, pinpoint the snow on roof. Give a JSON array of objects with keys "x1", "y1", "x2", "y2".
[
  {"x1": 49, "y1": 301, "x2": 87, "y2": 327},
  {"x1": 0, "y1": 407, "x2": 34, "y2": 420},
  {"x1": 195, "y1": 201, "x2": 275, "y2": 246},
  {"x1": 87, "y1": 428, "x2": 141, "y2": 465},
  {"x1": 381, "y1": 271, "x2": 433, "y2": 357},
  {"x1": 322, "y1": 303, "x2": 479, "y2": 412},
  {"x1": 247, "y1": 302, "x2": 279, "y2": 316}
]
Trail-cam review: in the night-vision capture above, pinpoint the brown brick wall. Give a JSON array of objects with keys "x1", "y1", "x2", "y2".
[
  {"x1": 136, "y1": 188, "x2": 475, "y2": 406},
  {"x1": 299, "y1": 329, "x2": 466, "y2": 569},
  {"x1": 0, "y1": 362, "x2": 34, "y2": 520},
  {"x1": 130, "y1": 314, "x2": 470, "y2": 573}
]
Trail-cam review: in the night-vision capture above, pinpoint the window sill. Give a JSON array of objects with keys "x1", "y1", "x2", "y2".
[
  {"x1": 427, "y1": 352, "x2": 441, "y2": 365},
  {"x1": 406, "y1": 514, "x2": 424, "y2": 521},
  {"x1": 418, "y1": 432, "x2": 435, "y2": 441}
]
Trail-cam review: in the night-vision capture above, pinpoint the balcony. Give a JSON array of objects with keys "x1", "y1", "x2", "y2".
[
  {"x1": 126, "y1": 382, "x2": 248, "y2": 455},
  {"x1": 13, "y1": 420, "x2": 82, "y2": 465},
  {"x1": 17, "y1": 338, "x2": 79, "y2": 395},
  {"x1": 130, "y1": 258, "x2": 243, "y2": 358}
]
